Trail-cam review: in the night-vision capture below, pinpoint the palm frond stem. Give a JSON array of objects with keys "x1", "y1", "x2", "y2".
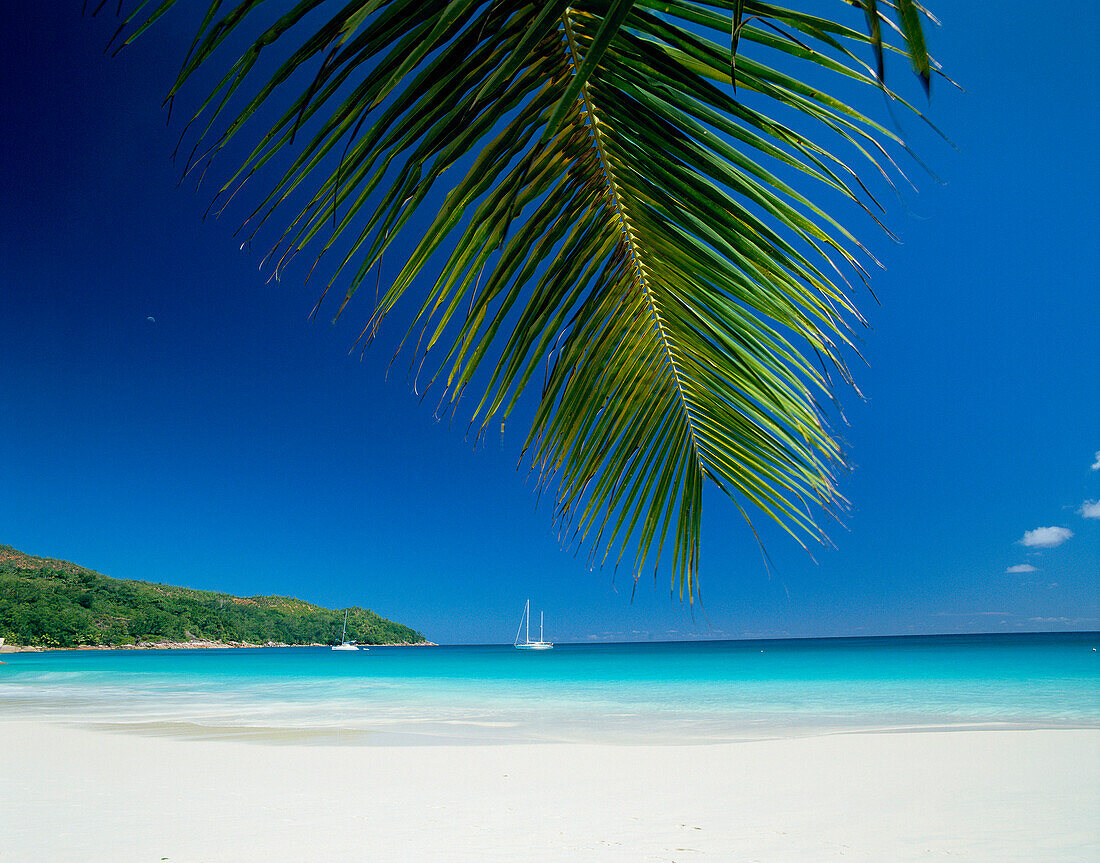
[{"x1": 561, "y1": 9, "x2": 706, "y2": 529}]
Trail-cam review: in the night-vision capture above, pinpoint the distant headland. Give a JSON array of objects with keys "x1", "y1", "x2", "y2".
[{"x1": 0, "y1": 544, "x2": 433, "y2": 650}]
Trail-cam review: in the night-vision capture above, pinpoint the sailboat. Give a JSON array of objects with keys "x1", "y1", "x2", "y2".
[
  {"x1": 331, "y1": 609, "x2": 365, "y2": 651},
  {"x1": 513, "y1": 599, "x2": 553, "y2": 650}
]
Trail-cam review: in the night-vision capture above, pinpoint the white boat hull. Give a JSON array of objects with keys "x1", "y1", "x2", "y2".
[
  {"x1": 332, "y1": 610, "x2": 366, "y2": 650},
  {"x1": 513, "y1": 600, "x2": 553, "y2": 649}
]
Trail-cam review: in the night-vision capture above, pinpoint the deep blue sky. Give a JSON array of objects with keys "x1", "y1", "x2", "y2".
[{"x1": 2, "y1": 3, "x2": 1097, "y2": 643}]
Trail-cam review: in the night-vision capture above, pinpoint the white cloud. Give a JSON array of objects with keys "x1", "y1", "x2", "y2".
[
  {"x1": 1080, "y1": 500, "x2": 1100, "y2": 519},
  {"x1": 1006, "y1": 564, "x2": 1038, "y2": 573},
  {"x1": 1092, "y1": 451, "x2": 1100, "y2": 471},
  {"x1": 1031, "y1": 616, "x2": 1100, "y2": 625},
  {"x1": 1020, "y1": 526, "x2": 1074, "y2": 548}
]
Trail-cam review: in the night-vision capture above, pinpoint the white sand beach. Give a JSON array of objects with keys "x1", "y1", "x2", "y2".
[{"x1": 2, "y1": 722, "x2": 1096, "y2": 862}]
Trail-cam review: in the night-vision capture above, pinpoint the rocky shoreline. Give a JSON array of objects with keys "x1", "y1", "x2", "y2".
[{"x1": 0, "y1": 639, "x2": 437, "y2": 653}]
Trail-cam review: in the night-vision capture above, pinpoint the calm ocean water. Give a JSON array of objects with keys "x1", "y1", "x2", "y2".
[{"x1": 1, "y1": 633, "x2": 1097, "y2": 745}]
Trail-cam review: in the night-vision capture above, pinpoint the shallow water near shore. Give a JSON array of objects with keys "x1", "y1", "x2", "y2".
[{"x1": 2, "y1": 632, "x2": 1097, "y2": 745}]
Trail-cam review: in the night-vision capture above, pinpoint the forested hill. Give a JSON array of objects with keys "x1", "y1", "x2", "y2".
[{"x1": 0, "y1": 545, "x2": 427, "y2": 648}]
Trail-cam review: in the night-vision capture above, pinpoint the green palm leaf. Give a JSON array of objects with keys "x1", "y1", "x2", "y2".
[{"x1": 107, "y1": 0, "x2": 942, "y2": 599}]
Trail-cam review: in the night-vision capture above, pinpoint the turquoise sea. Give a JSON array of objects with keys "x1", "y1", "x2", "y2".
[{"x1": 1, "y1": 633, "x2": 1097, "y2": 745}]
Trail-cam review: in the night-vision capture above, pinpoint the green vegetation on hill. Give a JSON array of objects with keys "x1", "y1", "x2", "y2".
[{"x1": 0, "y1": 545, "x2": 426, "y2": 648}]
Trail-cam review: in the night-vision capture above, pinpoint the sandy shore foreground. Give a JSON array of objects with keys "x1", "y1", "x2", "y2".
[{"x1": 2, "y1": 723, "x2": 1096, "y2": 862}]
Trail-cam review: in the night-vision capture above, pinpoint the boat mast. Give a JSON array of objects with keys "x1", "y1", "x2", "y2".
[
  {"x1": 540, "y1": 611, "x2": 544, "y2": 643},
  {"x1": 525, "y1": 599, "x2": 530, "y2": 644},
  {"x1": 341, "y1": 609, "x2": 349, "y2": 642}
]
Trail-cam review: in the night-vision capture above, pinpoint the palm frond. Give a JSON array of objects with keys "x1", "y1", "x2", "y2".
[{"x1": 108, "y1": 0, "x2": 942, "y2": 598}]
